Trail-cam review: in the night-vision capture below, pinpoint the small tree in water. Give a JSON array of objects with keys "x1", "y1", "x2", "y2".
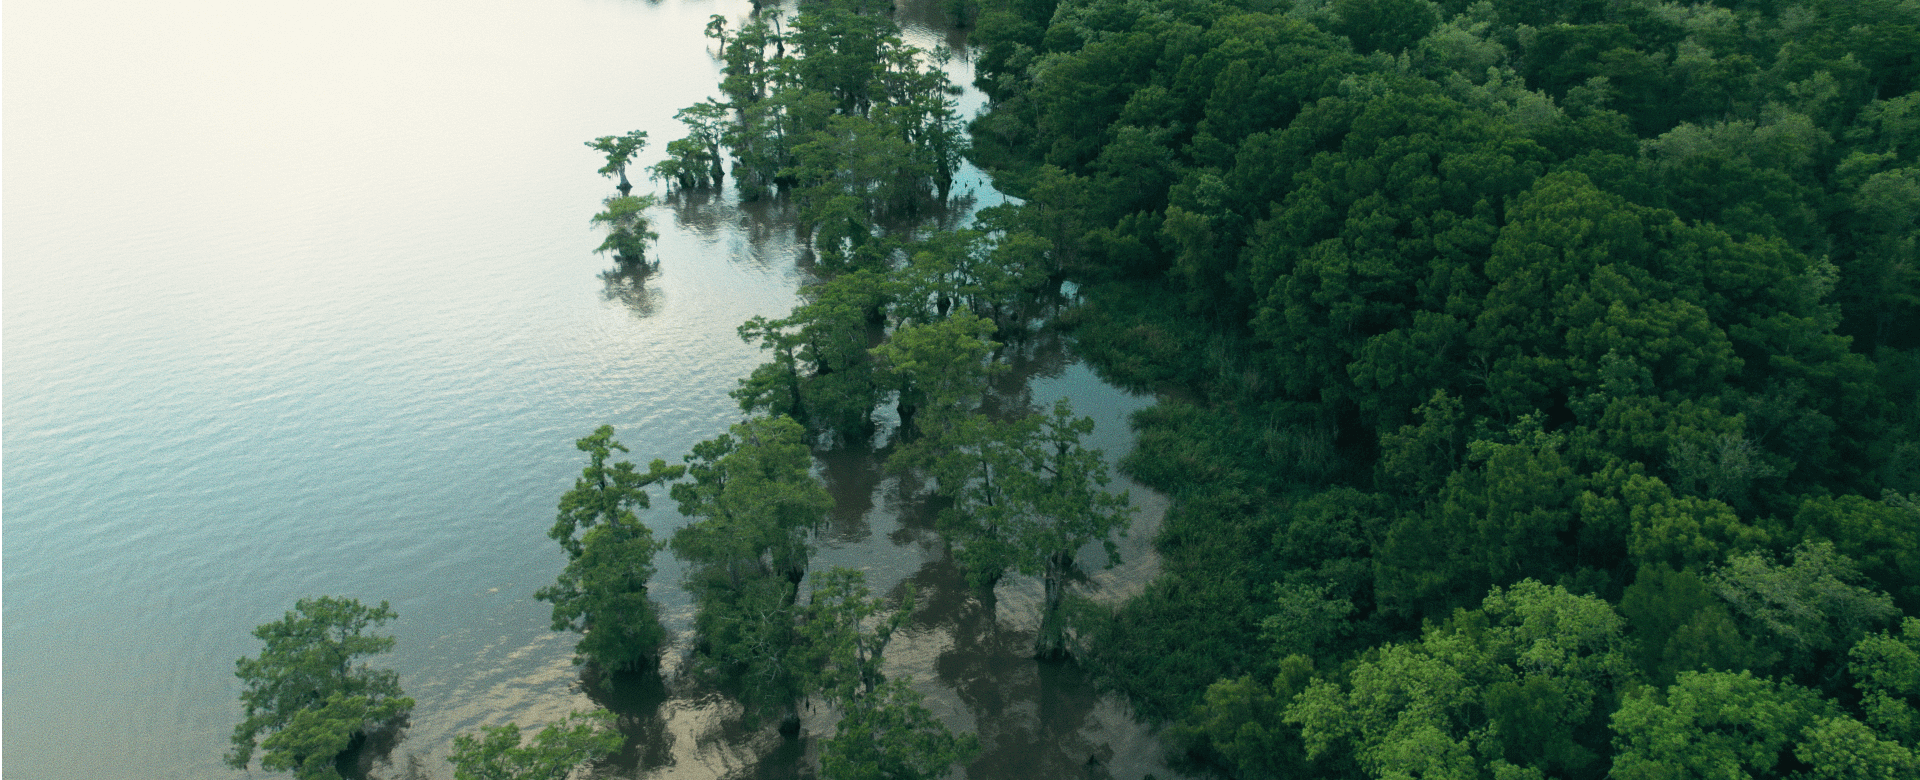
[
  {"x1": 591, "y1": 195, "x2": 660, "y2": 268},
  {"x1": 585, "y1": 130, "x2": 648, "y2": 194},
  {"x1": 226, "y1": 596, "x2": 414, "y2": 780}
]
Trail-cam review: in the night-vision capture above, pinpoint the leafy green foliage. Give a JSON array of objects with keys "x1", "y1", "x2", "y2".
[
  {"x1": 1620, "y1": 564, "x2": 1766, "y2": 686},
  {"x1": 652, "y1": 101, "x2": 730, "y2": 191},
  {"x1": 672, "y1": 415, "x2": 831, "y2": 589},
  {"x1": 959, "y1": 0, "x2": 1920, "y2": 775},
  {"x1": 670, "y1": 415, "x2": 832, "y2": 724},
  {"x1": 1709, "y1": 541, "x2": 1899, "y2": 680},
  {"x1": 871, "y1": 311, "x2": 999, "y2": 460},
  {"x1": 1168, "y1": 655, "x2": 1323, "y2": 779},
  {"x1": 1285, "y1": 581, "x2": 1631, "y2": 780},
  {"x1": 1850, "y1": 617, "x2": 1920, "y2": 747},
  {"x1": 590, "y1": 195, "x2": 660, "y2": 266},
  {"x1": 447, "y1": 710, "x2": 624, "y2": 780},
  {"x1": 536, "y1": 426, "x2": 683, "y2": 672},
  {"x1": 227, "y1": 597, "x2": 413, "y2": 779},
  {"x1": 1796, "y1": 714, "x2": 1920, "y2": 780},
  {"x1": 798, "y1": 568, "x2": 913, "y2": 706},
  {"x1": 733, "y1": 271, "x2": 890, "y2": 442},
  {"x1": 932, "y1": 399, "x2": 1134, "y2": 658},
  {"x1": 1609, "y1": 670, "x2": 1830, "y2": 780},
  {"x1": 820, "y1": 678, "x2": 981, "y2": 780},
  {"x1": 585, "y1": 130, "x2": 648, "y2": 190},
  {"x1": 664, "y1": 0, "x2": 965, "y2": 227}
]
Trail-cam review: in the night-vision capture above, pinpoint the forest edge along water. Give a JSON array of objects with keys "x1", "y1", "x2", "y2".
[{"x1": 28, "y1": 0, "x2": 1914, "y2": 778}]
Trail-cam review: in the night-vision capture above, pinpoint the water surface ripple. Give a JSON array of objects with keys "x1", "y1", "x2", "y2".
[{"x1": 3, "y1": 0, "x2": 1180, "y2": 778}]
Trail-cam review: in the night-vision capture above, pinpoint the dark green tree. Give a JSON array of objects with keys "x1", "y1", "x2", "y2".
[
  {"x1": 1171, "y1": 655, "x2": 1322, "y2": 780},
  {"x1": 820, "y1": 678, "x2": 981, "y2": 780},
  {"x1": 1619, "y1": 563, "x2": 1768, "y2": 687},
  {"x1": 871, "y1": 311, "x2": 999, "y2": 449},
  {"x1": 799, "y1": 567, "x2": 914, "y2": 705},
  {"x1": 653, "y1": 101, "x2": 732, "y2": 191},
  {"x1": 226, "y1": 597, "x2": 414, "y2": 780},
  {"x1": 1332, "y1": 0, "x2": 1439, "y2": 55},
  {"x1": 536, "y1": 425, "x2": 684, "y2": 672},
  {"x1": 934, "y1": 399, "x2": 1134, "y2": 658},
  {"x1": 670, "y1": 415, "x2": 832, "y2": 726},
  {"x1": 733, "y1": 271, "x2": 890, "y2": 441}
]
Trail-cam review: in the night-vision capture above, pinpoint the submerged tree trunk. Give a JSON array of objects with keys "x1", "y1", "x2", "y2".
[
  {"x1": 1035, "y1": 550, "x2": 1074, "y2": 660},
  {"x1": 896, "y1": 399, "x2": 920, "y2": 442}
]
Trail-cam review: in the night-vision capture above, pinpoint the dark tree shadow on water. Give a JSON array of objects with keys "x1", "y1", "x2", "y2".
[
  {"x1": 338, "y1": 716, "x2": 409, "y2": 780},
  {"x1": 817, "y1": 441, "x2": 892, "y2": 544},
  {"x1": 902, "y1": 553, "x2": 1118, "y2": 780},
  {"x1": 581, "y1": 664, "x2": 676, "y2": 775}
]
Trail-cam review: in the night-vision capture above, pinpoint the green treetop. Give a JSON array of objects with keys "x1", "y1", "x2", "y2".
[
  {"x1": 669, "y1": 415, "x2": 833, "y2": 727},
  {"x1": 821, "y1": 678, "x2": 982, "y2": 780},
  {"x1": 447, "y1": 709, "x2": 625, "y2": 780},
  {"x1": 590, "y1": 195, "x2": 661, "y2": 267},
  {"x1": 585, "y1": 130, "x2": 648, "y2": 192},
  {"x1": 799, "y1": 567, "x2": 914, "y2": 705},
  {"x1": 226, "y1": 596, "x2": 414, "y2": 780},
  {"x1": 536, "y1": 425, "x2": 684, "y2": 672},
  {"x1": 934, "y1": 399, "x2": 1134, "y2": 658}
]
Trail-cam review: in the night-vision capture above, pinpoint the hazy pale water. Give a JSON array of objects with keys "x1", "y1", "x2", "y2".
[{"x1": 3, "y1": 0, "x2": 1177, "y2": 778}]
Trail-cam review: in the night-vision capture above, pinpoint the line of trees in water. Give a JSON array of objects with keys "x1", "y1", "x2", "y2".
[{"x1": 222, "y1": 0, "x2": 1136, "y2": 778}]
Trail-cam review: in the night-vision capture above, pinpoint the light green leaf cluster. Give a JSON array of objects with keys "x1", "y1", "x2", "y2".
[
  {"x1": 226, "y1": 597, "x2": 413, "y2": 779},
  {"x1": 1284, "y1": 581, "x2": 1630, "y2": 779},
  {"x1": 1610, "y1": 670, "x2": 1827, "y2": 780},
  {"x1": 448, "y1": 710, "x2": 624, "y2": 780}
]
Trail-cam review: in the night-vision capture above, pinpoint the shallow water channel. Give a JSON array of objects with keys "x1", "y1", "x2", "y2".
[{"x1": 2, "y1": 0, "x2": 1187, "y2": 777}]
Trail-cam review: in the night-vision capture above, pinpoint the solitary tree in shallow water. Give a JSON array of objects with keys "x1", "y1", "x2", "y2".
[
  {"x1": 590, "y1": 195, "x2": 661, "y2": 268},
  {"x1": 585, "y1": 130, "x2": 648, "y2": 195},
  {"x1": 226, "y1": 596, "x2": 413, "y2": 780}
]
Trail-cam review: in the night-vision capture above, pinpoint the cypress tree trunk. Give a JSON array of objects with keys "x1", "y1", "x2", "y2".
[{"x1": 1035, "y1": 550, "x2": 1074, "y2": 660}]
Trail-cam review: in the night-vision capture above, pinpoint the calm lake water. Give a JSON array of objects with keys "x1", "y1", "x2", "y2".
[{"x1": 2, "y1": 0, "x2": 1181, "y2": 778}]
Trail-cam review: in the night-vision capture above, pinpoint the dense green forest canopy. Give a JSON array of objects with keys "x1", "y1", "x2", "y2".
[{"x1": 958, "y1": 0, "x2": 1920, "y2": 776}]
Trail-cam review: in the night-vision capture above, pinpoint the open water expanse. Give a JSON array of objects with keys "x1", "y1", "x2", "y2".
[{"x1": 2, "y1": 0, "x2": 1181, "y2": 777}]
